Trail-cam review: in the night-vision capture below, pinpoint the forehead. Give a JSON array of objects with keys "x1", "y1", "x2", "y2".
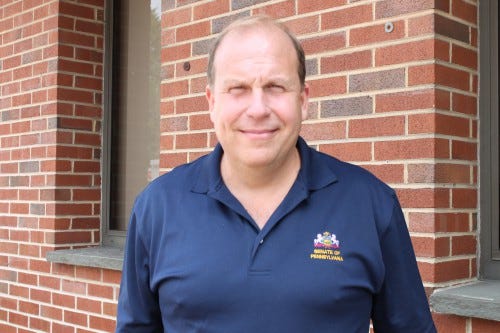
[{"x1": 213, "y1": 25, "x2": 298, "y2": 76}]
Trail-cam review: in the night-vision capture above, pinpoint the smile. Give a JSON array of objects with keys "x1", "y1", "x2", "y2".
[{"x1": 240, "y1": 129, "x2": 278, "y2": 138}]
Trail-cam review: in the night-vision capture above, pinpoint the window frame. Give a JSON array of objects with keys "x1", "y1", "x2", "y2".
[
  {"x1": 479, "y1": 0, "x2": 500, "y2": 279},
  {"x1": 102, "y1": 0, "x2": 125, "y2": 247}
]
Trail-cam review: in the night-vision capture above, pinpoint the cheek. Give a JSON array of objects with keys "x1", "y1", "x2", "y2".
[{"x1": 214, "y1": 98, "x2": 245, "y2": 123}]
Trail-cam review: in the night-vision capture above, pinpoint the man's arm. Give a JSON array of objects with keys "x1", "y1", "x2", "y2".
[
  {"x1": 371, "y1": 199, "x2": 437, "y2": 333},
  {"x1": 116, "y1": 210, "x2": 163, "y2": 333}
]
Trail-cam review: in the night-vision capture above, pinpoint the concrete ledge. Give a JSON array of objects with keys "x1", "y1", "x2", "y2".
[
  {"x1": 46, "y1": 246, "x2": 124, "y2": 271},
  {"x1": 430, "y1": 280, "x2": 500, "y2": 322}
]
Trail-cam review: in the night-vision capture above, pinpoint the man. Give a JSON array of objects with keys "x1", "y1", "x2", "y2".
[{"x1": 116, "y1": 15, "x2": 437, "y2": 333}]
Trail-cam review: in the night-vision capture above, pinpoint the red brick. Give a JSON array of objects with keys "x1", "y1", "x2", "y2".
[
  {"x1": 322, "y1": 4, "x2": 372, "y2": 30},
  {"x1": 408, "y1": 163, "x2": 471, "y2": 184},
  {"x1": 307, "y1": 76, "x2": 346, "y2": 98},
  {"x1": 452, "y1": 188, "x2": 477, "y2": 209},
  {"x1": 452, "y1": 93, "x2": 477, "y2": 115},
  {"x1": 52, "y1": 322, "x2": 75, "y2": 333},
  {"x1": 65, "y1": 309, "x2": 88, "y2": 326},
  {"x1": 412, "y1": 236, "x2": 450, "y2": 257},
  {"x1": 175, "y1": 132, "x2": 208, "y2": 149},
  {"x1": 73, "y1": 189, "x2": 101, "y2": 201},
  {"x1": 300, "y1": 121, "x2": 346, "y2": 141},
  {"x1": 408, "y1": 112, "x2": 471, "y2": 137},
  {"x1": 301, "y1": 32, "x2": 346, "y2": 55},
  {"x1": 19, "y1": 300, "x2": 39, "y2": 315},
  {"x1": 254, "y1": 0, "x2": 296, "y2": 19},
  {"x1": 361, "y1": 164, "x2": 404, "y2": 184},
  {"x1": 52, "y1": 174, "x2": 93, "y2": 187},
  {"x1": 53, "y1": 292, "x2": 76, "y2": 308},
  {"x1": 88, "y1": 283, "x2": 113, "y2": 299},
  {"x1": 351, "y1": 20, "x2": 405, "y2": 46},
  {"x1": 31, "y1": 289, "x2": 51, "y2": 304},
  {"x1": 376, "y1": 88, "x2": 450, "y2": 113},
  {"x1": 349, "y1": 116, "x2": 405, "y2": 138},
  {"x1": 376, "y1": 39, "x2": 449, "y2": 66},
  {"x1": 193, "y1": 0, "x2": 229, "y2": 20},
  {"x1": 451, "y1": 140, "x2": 477, "y2": 161},
  {"x1": 396, "y1": 188, "x2": 449, "y2": 209},
  {"x1": 375, "y1": 138, "x2": 449, "y2": 160},
  {"x1": 62, "y1": 279, "x2": 87, "y2": 295},
  {"x1": 162, "y1": 79, "x2": 189, "y2": 98},
  {"x1": 162, "y1": 43, "x2": 191, "y2": 63},
  {"x1": 9, "y1": 312, "x2": 28, "y2": 327},
  {"x1": 175, "y1": 58, "x2": 208, "y2": 77},
  {"x1": 89, "y1": 315, "x2": 116, "y2": 333},
  {"x1": 297, "y1": 0, "x2": 344, "y2": 14},
  {"x1": 419, "y1": 258, "x2": 471, "y2": 283},
  {"x1": 408, "y1": 14, "x2": 434, "y2": 37},
  {"x1": 164, "y1": 7, "x2": 191, "y2": 28},
  {"x1": 19, "y1": 243, "x2": 40, "y2": 258},
  {"x1": 176, "y1": 21, "x2": 211, "y2": 42},
  {"x1": 161, "y1": 116, "x2": 188, "y2": 133},
  {"x1": 51, "y1": 230, "x2": 93, "y2": 244},
  {"x1": 75, "y1": 76, "x2": 102, "y2": 90},
  {"x1": 432, "y1": 313, "x2": 467, "y2": 333},
  {"x1": 0, "y1": 323, "x2": 15, "y2": 333},
  {"x1": 189, "y1": 113, "x2": 212, "y2": 131},
  {"x1": 409, "y1": 63, "x2": 470, "y2": 91},
  {"x1": 451, "y1": 234, "x2": 476, "y2": 255},
  {"x1": 103, "y1": 301, "x2": 117, "y2": 317},
  {"x1": 39, "y1": 275, "x2": 61, "y2": 290},
  {"x1": 284, "y1": 15, "x2": 319, "y2": 36},
  {"x1": 11, "y1": 285, "x2": 29, "y2": 299},
  {"x1": 452, "y1": 44, "x2": 477, "y2": 70},
  {"x1": 319, "y1": 142, "x2": 372, "y2": 162},
  {"x1": 435, "y1": 14, "x2": 470, "y2": 44},
  {"x1": 375, "y1": 0, "x2": 440, "y2": 18},
  {"x1": 176, "y1": 95, "x2": 208, "y2": 114},
  {"x1": 102, "y1": 269, "x2": 122, "y2": 284},
  {"x1": 321, "y1": 50, "x2": 372, "y2": 73},
  {"x1": 451, "y1": 0, "x2": 477, "y2": 24},
  {"x1": 471, "y1": 318, "x2": 500, "y2": 333},
  {"x1": 77, "y1": 297, "x2": 101, "y2": 314},
  {"x1": 41, "y1": 304, "x2": 63, "y2": 321},
  {"x1": 30, "y1": 316, "x2": 51, "y2": 332}
]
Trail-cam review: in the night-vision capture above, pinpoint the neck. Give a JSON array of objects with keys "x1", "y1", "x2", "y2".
[{"x1": 220, "y1": 148, "x2": 301, "y2": 191}]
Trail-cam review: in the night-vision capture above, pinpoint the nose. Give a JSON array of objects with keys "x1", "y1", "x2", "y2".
[{"x1": 246, "y1": 88, "x2": 270, "y2": 118}]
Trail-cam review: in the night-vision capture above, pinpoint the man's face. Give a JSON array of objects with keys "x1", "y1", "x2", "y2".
[{"x1": 206, "y1": 26, "x2": 309, "y2": 170}]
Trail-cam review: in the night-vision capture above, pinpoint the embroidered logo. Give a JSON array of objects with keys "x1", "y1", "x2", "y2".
[{"x1": 310, "y1": 232, "x2": 344, "y2": 262}]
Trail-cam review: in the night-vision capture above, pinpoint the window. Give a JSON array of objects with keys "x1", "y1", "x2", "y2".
[
  {"x1": 102, "y1": 0, "x2": 161, "y2": 247},
  {"x1": 479, "y1": 0, "x2": 500, "y2": 278}
]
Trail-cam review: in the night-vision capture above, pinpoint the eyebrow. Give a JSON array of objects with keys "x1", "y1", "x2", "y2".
[{"x1": 221, "y1": 76, "x2": 294, "y2": 88}]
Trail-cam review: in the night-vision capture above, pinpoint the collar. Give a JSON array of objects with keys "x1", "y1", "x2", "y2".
[{"x1": 191, "y1": 136, "x2": 338, "y2": 195}]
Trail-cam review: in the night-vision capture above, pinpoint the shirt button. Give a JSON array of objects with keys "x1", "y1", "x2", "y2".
[{"x1": 259, "y1": 239, "x2": 264, "y2": 244}]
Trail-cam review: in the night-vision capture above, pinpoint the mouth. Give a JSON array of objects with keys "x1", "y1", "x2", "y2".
[{"x1": 240, "y1": 128, "x2": 278, "y2": 139}]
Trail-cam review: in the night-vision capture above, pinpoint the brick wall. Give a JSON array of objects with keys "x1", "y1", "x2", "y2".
[
  {"x1": 0, "y1": 0, "x2": 112, "y2": 332},
  {"x1": 0, "y1": 0, "x2": 497, "y2": 332}
]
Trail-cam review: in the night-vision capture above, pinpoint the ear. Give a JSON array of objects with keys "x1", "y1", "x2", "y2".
[
  {"x1": 206, "y1": 85, "x2": 216, "y2": 123},
  {"x1": 300, "y1": 83, "x2": 310, "y2": 121}
]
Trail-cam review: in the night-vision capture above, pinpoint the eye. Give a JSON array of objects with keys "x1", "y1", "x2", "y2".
[
  {"x1": 228, "y1": 85, "x2": 247, "y2": 95},
  {"x1": 265, "y1": 83, "x2": 285, "y2": 94}
]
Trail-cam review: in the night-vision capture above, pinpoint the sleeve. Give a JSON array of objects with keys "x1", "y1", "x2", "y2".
[
  {"x1": 371, "y1": 198, "x2": 437, "y2": 333},
  {"x1": 115, "y1": 207, "x2": 163, "y2": 333}
]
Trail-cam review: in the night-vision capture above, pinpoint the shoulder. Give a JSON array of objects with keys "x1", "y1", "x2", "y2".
[
  {"x1": 308, "y1": 148, "x2": 400, "y2": 234},
  {"x1": 134, "y1": 154, "x2": 208, "y2": 208},
  {"x1": 314, "y1": 148, "x2": 396, "y2": 198}
]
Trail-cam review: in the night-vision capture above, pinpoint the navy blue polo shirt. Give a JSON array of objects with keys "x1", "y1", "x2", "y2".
[{"x1": 116, "y1": 137, "x2": 436, "y2": 333}]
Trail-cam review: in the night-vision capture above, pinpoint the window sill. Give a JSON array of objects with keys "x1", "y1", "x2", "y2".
[
  {"x1": 430, "y1": 280, "x2": 500, "y2": 322},
  {"x1": 46, "y1": 246, "x2": 124, "y2": 271}
]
